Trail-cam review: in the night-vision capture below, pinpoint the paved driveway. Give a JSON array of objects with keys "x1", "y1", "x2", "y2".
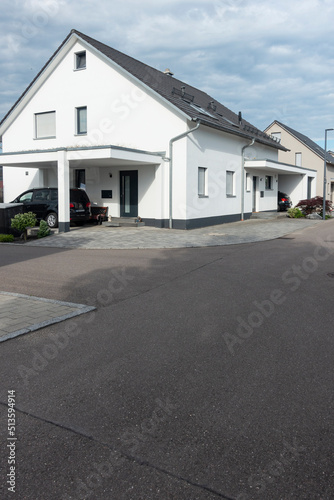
[{"x1": 23, "y1": 216, "x2": 322, "y2": 249}]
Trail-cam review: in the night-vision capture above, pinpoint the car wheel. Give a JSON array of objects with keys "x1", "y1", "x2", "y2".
[{"x1": 46, "y1": 212, "x2": 58, "y2": 228}]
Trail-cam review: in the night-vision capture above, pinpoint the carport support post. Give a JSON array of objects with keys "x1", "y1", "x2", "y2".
[{"x1": 57, "y1": 149, "x2": 70, "y2": 232}]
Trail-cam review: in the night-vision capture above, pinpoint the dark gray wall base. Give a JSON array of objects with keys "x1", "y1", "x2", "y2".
[
  {"x1": 59, "y1": 222, "x2": 70, "y2": 233},
  {"x1": 143, "y1": 213, "x2": 251, "y2": 230}
]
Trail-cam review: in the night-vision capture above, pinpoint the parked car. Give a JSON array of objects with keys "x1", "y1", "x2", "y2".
[
  {"x1": 277, "y1": 191, "x2": 292, "y2": 211},
  {"x1": 11, "y1": 188, "x2": 91, "y2": 228}
]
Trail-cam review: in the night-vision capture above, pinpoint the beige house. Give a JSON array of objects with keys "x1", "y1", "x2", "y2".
[{"x1": 265, "y1": 120, "x2": 334, "y2": 202}]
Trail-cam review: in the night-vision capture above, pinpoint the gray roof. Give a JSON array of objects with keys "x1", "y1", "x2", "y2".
[
  {"x1": 1, "y1": 29, "x2": 285, "y2": 151},
  {"x1": 267, "y1": 120, "x2": 334, "y2": 165}
]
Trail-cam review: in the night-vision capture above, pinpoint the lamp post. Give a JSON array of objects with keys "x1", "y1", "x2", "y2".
[{"x1": 323, "y1": 128, "x2": 334, "y2": 220}]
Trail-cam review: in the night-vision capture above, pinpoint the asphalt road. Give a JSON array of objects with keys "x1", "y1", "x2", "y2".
[{"x1": 0, "y1": 221, "x2": 334, "y2": 499}]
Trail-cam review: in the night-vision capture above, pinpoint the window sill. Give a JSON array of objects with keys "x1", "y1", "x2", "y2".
[
  {"x1": 74, "y1": 133, "x2": 87, "y2": 136},
  {"x1": 74, "y1": 67, "x2": 86, "y2": 72},
  {"x1": 34, "y1": 136, "x2": 56, "y2": 140},
  {"x1": 226, "y1": 195, "x2": 236, "y2": 198},
  {"x1": 198, "y1": 195, "x2": 209, "y2": 198}
]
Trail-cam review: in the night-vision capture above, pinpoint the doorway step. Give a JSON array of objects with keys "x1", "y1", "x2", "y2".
[
  {"x1": 250, "y1": 211, "x2": 285, "y2": 220},
  {"x1": 106, "y1": 217, "x2": 145, "y2": 227}
]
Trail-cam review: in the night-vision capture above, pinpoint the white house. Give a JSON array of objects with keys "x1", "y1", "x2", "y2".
[{"x1": 0, "y1": 30, "x2": 316, "y2": 231}]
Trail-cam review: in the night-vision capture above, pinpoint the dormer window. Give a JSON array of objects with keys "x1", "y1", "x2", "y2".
[{"x1": 75, "y1": 51, "x2": 86, "y2": 70}]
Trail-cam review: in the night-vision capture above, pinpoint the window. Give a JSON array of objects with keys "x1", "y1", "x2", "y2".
[
  {"x1": 246, "y1": 173, "x2": 251, "y2": 192},
  {"x1": 198, "y1": 167, "x2": 207, "y2": 197},
  {"x1": 295, "y1": 152, "x2": 302, "y2": 166},
  {"x1": 190, "y1": 103, "x2": 218, "y2": 120},
  {"x1": 75, "y1": 51, "x2": 86, "y2": 70},
  {"x1": 76, "y1": 107, "x2": 87, "y2": 135},
  {"x1": 35, "y1": 111, "x2": 56, "y2": 139},
  {"x1": 271, "y1": 132, "x2": 281, "y2": 143},
  {"x1": 265, "y1": 175, "x2": 273, "y2": 190},
  {"x1": 226, "y1": 171, "x2": 235, "y2": 196},
  {"x1": 18, "y1": 191, "x2": 33, "y2": 202}
]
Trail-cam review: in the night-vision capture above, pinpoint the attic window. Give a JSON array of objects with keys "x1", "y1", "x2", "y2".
[
  {"x1": 189, "y1": 103, "x2": 218, "y2": 120},
  {"x1": 271, "y1": 132, "x2": 281, "y2": 143},
  {"x1": 216, "y1": 113, "x2": 239, "y2": 127},
  {"x1": 75, "y1": 51, "x2": 86, "y2": 70}
]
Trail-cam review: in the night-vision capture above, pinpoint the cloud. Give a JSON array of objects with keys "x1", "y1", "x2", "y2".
[{"x1": 1, "y1": 0, "x2": 334, "y2": 147}]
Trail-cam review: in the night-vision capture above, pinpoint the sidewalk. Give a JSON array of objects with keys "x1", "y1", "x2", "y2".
[
  {"x1": 22, "y1": 216, "x2": 323, "y2": 250},
  {"x1": 0, "y1": 292, "x2": 95, "y2": 342}
]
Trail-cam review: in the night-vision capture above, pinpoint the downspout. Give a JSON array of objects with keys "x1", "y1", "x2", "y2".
[
  {"x1": 241, "y1": 138, "x2": 255, "y2": 221},
  {"x1": 168, "y1": 119, "x2": 201, "y2": 229}
]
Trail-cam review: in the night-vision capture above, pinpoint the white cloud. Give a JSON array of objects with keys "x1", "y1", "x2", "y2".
[{"x1": 1, "y1": 0, "x2": 334, "y2": 146}]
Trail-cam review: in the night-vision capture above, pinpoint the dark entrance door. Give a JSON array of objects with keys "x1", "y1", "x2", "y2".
[{"x1": 120, "y1": 171, "x2": 138, "y2": 217}]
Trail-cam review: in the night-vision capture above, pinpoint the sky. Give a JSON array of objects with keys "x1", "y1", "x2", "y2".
[{"x1": 1, "y1": 0, "x2": 334, "y2": 148}]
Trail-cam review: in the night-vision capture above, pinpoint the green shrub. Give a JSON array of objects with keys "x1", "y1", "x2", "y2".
[
  {"x1": 0, "y1": 234, "x2": 14, "y2": 242},
  {"x1": 287, "y1": 207, "x2": 304, "y2": 218},
  {"x1": 11, "y1": 212, "x2": 37, "y2": 232},
  {"x1": 37, "y1": 220, "x2": 51, "y2": 238}
]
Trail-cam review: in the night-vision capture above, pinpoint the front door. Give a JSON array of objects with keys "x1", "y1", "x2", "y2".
[{"x1": 120, "y1": 171, "x2": 138, "y2": 217}]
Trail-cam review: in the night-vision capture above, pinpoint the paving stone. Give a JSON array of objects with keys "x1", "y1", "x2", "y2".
[{"x1": 0, "y1": 292, "x2": 95, "y2": 343}]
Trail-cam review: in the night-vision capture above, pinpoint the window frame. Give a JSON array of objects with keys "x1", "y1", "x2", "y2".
[
  {"x1": 198, "y1": 167, "x2": 208, "y2": 197},
  {"x1": 295, "y1": 152, "x2": 302, "y2": 166},
  {"x1": 75, "y1": 106, "x2": 87, "y2": 135},
  {"x1": 265, "y1": 175, "x2": 273, "y2": 190},
  {"x1": 246, "y1": 172, "x2": 251, "y2": 192},
  {"x1": 34, "y1": 111, "x2": 56, "y2": 139},
  {"x1": 271, "y1": 132, "x2": 281, "y2": 143},
  {"x1": 75, "y1": 51, "x2": 86, "y2": 70},
  {"x1": 226, "y1": 170, "x2": 235, "y2": 197}
]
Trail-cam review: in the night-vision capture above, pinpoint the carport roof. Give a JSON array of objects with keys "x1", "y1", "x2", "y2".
[
  {"x1": 0, "y1": 29, "x2": 286, "y2": 152},
  {"x1": 245, "y1": 158, "x2": 317, "y2": 175}
]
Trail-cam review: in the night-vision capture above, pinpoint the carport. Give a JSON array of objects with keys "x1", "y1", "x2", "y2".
[
  {"x1": 0, "y1": 145, "x2": 164, "y2": 232},
  {"x1": 245, "y1": 159, "x2": 317, "y2": 211}
]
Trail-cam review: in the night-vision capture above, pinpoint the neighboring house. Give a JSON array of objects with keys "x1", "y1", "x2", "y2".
[
  {"x1": 265, "y1": 120, "x2": 334, "y2": 203},
  {"x1": 0, "y1": 30, "x2": 316, "y2": 231}
]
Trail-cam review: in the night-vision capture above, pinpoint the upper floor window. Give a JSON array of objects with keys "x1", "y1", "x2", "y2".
[
  {"x1": 75, "y1": 51, "x2": 86, "y2": 70},
  {"x1": 295, "y1": 152, "x2": 302, "y2": 166},
  {"x1": 35, "y1": 111, "x2": 56, "y2": 139},
  {"x1": 76, "y1": 106, "x2": 87, "y2": 135}
]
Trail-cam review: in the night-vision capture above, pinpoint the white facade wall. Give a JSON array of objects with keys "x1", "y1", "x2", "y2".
[
  {"x1": 3, "y1": 166, "x2": 43, "y2": 201},
  {"x1": 2, "y1": 41, "x2": 186, "y2": 155},
  {"x1": 82, "y1": 163, "x2": 159, "y2": 218},
  {"x1": 184, "y1": 127, "x2": 280, "y2": 220}
]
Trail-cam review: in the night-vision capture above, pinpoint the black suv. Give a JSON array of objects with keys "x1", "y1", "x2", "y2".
[{"x1": 11, "y1": 188, "x2": 91, "y2": 228}]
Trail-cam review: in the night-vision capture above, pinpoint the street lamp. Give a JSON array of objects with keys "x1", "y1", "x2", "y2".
[{"x1": 323, "y1": 128, "x2": 334, "y2": 220}]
